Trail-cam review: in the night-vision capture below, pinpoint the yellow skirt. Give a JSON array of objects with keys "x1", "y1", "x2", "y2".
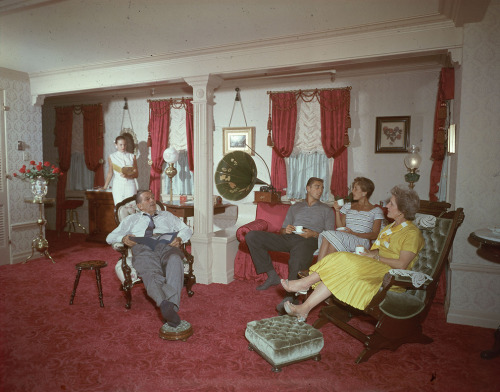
[{"x1": 309, "y1": 252, "x2": 391, "y2": 310}]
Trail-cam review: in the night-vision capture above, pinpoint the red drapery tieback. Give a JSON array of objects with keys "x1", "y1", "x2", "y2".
[
  {"x1": 185, "y1": 99, "x2": 194, "y2": 172},
  {"x1": 269, "y1": 92, "x2": 297, "y2": 192},
  {"x1": 148, "y1": 101, "x2": 171, "y2": 199},
  {"x1": 429, "y1": 68, "x2": 454, "y2": 201},
  {"x1": 82, "y1": 104, "x2": 105, "y2": 187},
  {"x1": 54, "y1": 106, "x2": 74, "y2": 233},
  {"x1": 319, "y1": 88, "x2": 351, "y2": 197}
]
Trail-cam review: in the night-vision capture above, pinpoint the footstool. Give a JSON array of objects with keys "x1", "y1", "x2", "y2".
[
  {"x1": 245, "y1": 315, "x2": 324, "y2": 372},
  {"x1": 69, "y1": 260, "x2": 107, "y2": 307},
  {"x1": 159, "y1": 320, "x2": 193, "y2": 341}
]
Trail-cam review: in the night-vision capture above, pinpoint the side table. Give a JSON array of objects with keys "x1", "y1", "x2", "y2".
[
  {"x1": 469, "y1": 228, "x2": 500, "y2": 359},
  {"x1": 24, "y1": 198, "x2": 55, "y2": 264}
]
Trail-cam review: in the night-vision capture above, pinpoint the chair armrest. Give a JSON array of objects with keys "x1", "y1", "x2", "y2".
[
  {"x1": 112, "y1": 242, "x2": 128, "y2": 256},
  {"x1": 236, "y1": 219, "x2": 269, "y2": 243},
  {"x1": 388, "y1": 269, "x2": 433, "y2": 289}
]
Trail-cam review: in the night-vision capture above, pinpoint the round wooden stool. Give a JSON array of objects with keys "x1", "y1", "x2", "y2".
[
  {"x1": 69, "y1": 260, "x2": 108, "y2": 307},
  {"x1": 159, "y1": 320, "x2": 193, "y2": 341}
]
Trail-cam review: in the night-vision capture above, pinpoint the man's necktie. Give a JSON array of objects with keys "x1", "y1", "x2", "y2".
[{"x1": 144, "y1": 214, "x2": 155, "y2": 237}]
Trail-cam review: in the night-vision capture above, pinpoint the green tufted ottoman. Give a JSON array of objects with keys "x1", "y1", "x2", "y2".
[{"x1": 245, "y1": 315, "x2": 324, "y2": 372}]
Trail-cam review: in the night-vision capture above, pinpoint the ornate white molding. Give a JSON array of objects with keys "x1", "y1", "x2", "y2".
[{"x1": 28, "y1": 19, "x2": 463, "y2": 100}]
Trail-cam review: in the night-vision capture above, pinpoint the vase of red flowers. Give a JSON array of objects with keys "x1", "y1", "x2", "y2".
[{"x1": 13, "y1": 161, "x2": 62, "y2": 202}]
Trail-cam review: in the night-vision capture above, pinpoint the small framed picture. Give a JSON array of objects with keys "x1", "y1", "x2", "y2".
[
  {"x1": 223, "y1": 127, "x2": 255, "y2": 155},
  {"x1": 375, "y1": 116, "x2": 410, "y2": 153}
]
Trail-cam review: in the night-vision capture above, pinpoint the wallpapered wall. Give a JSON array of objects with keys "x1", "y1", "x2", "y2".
[
  {"x1": 447, "y1": 0, "x2": 500, "y2": 328},
  {"x1": 0, "y1": 70, "x2": 43, "y2": 263}
]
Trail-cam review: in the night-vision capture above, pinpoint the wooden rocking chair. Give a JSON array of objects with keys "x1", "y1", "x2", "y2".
[{"x1": 313, "y1": 206, "x2": 465, "y2": 363}]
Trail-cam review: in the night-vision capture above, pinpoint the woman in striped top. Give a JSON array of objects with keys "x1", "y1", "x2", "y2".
[{"x1": 316, "y1": 177, "x2": 384, "y2": 261}]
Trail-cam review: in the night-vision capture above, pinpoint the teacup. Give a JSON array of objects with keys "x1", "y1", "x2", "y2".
[
  {"x1": 336, "y1": 199, "x2": 345, "y2": 207},
  {"x1": 355, "y1": 246, "x2": 364, "y2": 255},
  {"x1": 295, "y1": 225, "x2": 303, "y2": 233}
]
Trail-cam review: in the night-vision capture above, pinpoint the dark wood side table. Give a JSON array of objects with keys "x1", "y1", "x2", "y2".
[
  {"x1": 469, "y1": 228, "x2": 500, "y2": 359},
  {"x1": 85, "y1": 190, "x2": 117, "y2": 243},
  {"x1": 162, "y1": 201, "x2": 231, "y2": 224}
]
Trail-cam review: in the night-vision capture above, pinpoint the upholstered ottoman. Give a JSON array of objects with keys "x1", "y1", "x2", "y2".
[{"x1": 245, "y1": 315, "x2": 324, "y2": 372}]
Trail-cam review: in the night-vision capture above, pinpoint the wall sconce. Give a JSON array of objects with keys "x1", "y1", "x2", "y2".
[
  {"x1": 404, "y1": 144, "x2": 422, "y2": 189},
  {"x1": 448, "y1": 124, "x2": 456, "y2": 154},
  {"x1": 163, "y1": 146, "x2": 179, "y2": 204}
]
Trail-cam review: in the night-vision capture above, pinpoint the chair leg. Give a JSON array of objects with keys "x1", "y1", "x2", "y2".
[{"x1": 355, "y1": 317, "x2": 433, "y2": 364}]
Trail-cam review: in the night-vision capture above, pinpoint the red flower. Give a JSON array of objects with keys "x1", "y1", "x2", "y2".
[
  {"x1": 19, "y1": 167, "x2": 26, "y2": 174},
  {"x1": 53, "y1": 168, "x2": 61, "y2": 174},
  {"x1": 13, "y1": 173, "x2": 18, "y2": 177},
  {"x1": 26, "y1": 169, "x2": 31, "y2": 173},
  {"x1": 36, "y1": 164, "x2": 43, "y2": 171},
  {"x1": 30, "y1": 160, "x2": 35, "y2": 165},
  {"x1": 44, "y1": 161, "x2": 50, "y2": 167}
]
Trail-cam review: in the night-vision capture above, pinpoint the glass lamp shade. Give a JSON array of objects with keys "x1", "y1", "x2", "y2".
[
  {"x1": 163, "y1": 146, "x2": 179, "y2": 164},
  {"x1": 404, "y1": 144, "x2": 422, "y2": 170}
]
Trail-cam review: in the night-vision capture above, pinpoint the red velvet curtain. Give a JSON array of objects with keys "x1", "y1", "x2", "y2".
[
  {"x1": 270, "y1": 92, "x2": 297, "y2": 192},
  {"x1": 319, "y1": 89, "x2": 351, "y2": 197},
  {"x1": 54, "y1": 106, "x2": 74, "y2": 232},
  {"x1": 82, "y1": 104, "x2": 105, "y2": 187},
  {"x1": 429, "y1": 68, "x2": 455, "y2": 201},
  {"x1": 185, "y1": 99, "x2": 194, "y2": 172},
  {"x1": 148, "y1": 101, "x2": 171, "y2": 199}
]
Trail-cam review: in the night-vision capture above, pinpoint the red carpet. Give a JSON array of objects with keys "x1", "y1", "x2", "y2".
[{"x1": 0, "y1": 232, "x2": 498, "y2": 392}]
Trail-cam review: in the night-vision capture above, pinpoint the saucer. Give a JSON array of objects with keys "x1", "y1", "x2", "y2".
[
  {"x1": 293, "y1": 231, "x2": 304, "y2": 234},
  {"x1": 336, "y1": 227, "x2": 347, "y2": 231}
]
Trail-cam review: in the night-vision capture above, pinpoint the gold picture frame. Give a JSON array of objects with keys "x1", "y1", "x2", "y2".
[{"x1": 223, "y1": 127, "x2": 255, "y2": 155}]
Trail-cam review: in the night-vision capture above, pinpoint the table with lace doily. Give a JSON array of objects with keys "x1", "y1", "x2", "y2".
[{"x1": 469, "y1": 228, "x2": 500, "y2": 360}]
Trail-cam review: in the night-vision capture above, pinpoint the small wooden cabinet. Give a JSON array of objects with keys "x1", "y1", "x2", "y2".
[{"x1": 85, "y1": 191, "x2": 117, "y2": 243}]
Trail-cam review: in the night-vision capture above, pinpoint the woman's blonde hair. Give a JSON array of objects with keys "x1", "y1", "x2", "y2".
[{"x1": 391, "y1": 186, "x2": 420, "y2": 220}]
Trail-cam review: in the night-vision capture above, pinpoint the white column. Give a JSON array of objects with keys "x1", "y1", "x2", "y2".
[{"x1": 184, "y1": 75, "x2": 222, "y2": 285}]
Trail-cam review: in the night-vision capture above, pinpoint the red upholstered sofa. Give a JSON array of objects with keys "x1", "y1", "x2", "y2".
[
  {"x1": 234, "y1": 202, "x2": 292, "y2": 282},
  {"x1": 234, "y1": 202, "x2": 337, "y2": 282}
]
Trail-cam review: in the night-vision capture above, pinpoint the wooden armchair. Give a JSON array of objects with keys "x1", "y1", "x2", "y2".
[
  {"x1": 111, "y1": 195, "x2": 195, "y2": 309},
  {"x1": 313, "y1": 204, "x2": 465, "y2": 363}
]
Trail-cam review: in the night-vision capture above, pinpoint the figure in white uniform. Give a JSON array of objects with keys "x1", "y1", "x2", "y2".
[{"x1": 101, "y1": 135, "x2": 138, "y2": 205}]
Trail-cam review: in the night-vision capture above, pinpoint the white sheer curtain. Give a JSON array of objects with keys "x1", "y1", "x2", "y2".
[
  {"x1": 287, "y1": 152, "x2": 330, "y2": 201},
  {"x1": 162, "y1": 106, "x2": 194, "y2": 195},
  {"x1": 286, "y1": 99, "x2": 332, "y2": 200},
  {"x1": 68, "y1": 152, "x2": 94, "y2": 190}
]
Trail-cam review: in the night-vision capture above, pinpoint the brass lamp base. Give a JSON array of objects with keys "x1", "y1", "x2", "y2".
[{"x1": 165, "y1": 163, "x2": 178, "y2": 204}]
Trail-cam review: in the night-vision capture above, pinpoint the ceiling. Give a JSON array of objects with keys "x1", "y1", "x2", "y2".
[{"x1": 0, "y1": 0, "x2": 491, "y2": 102}]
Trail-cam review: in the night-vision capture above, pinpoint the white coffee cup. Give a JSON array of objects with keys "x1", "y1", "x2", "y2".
[
  {"x1": 355, "y1": 246, "x2": 364, "y2": 255},
  {"x1": 336, "y1": 199, "x2": 345, "y2": 207},
  {"x1": 295, "y1": 225, "x2": 303, "y2": 233}
]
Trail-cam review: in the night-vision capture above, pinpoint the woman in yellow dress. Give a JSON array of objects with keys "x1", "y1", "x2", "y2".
[{"x1": 281, "y1": 186, "x2": 424, "y2": 321}]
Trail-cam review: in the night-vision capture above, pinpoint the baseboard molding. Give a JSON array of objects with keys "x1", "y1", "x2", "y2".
[
  {"x1": 446, "y1": 308, "x2": 500, "y2": 329},
  {"x1": 450, "y1": 262, "x2": 500, "y2": 274}
]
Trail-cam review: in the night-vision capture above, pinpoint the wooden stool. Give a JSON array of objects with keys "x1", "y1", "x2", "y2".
[
  {"x1": 61, "y1": 199, "x2": 87, "y2": 237},
  {"x1": 70, "y1": 260, "x2": 107, "y2": 307}
]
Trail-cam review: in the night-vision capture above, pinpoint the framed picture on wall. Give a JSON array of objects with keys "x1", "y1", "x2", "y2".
[
  {"x1": 375, "y1": 116, "x2": 410, "y2": 153},
  {"x1": 223, "y1": 127, "x2": 255, "y2": 155}
]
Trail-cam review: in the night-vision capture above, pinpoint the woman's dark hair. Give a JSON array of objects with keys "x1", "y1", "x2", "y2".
[
  {"x1": 352, "y1": 177, "x2": 375, "y2": 199},
  {"x1": 115, "y1": 135, "x2": 127, "y2": 144},
  {"x1": 391, "y1": 186, "x2": 420, "y2": 220}
]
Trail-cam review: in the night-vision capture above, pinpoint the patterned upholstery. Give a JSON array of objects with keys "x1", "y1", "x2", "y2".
[
  {"x1": 246, "y1": 315, "x2": 324, "y2": 371},
  {"x1": 379, "y1": 216, "x2": 452, "y2": 319}
]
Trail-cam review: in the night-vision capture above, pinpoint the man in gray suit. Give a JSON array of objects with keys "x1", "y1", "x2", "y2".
[{"x1": 106, "y1": 190, "x2": 192, "y2": 327}]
